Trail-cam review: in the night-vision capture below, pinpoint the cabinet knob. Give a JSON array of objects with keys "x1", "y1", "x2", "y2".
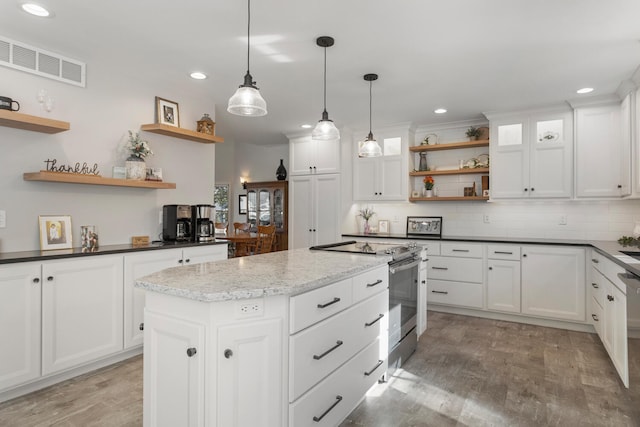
[
  {"x1": 47, "y1": 276, "x2": 54, "y2": 281},
  {"x1": 591, "y1": 258, "x2": 599, "y2": 264},
  {"x1": 313, "y1": 166, "x2": 317, "y2": 170},
  {"x1": 530, "y1": 188, "x2": 535, "y2": 192},
  {"x1": 522, "y1": 254, "x2": 527, "y2": 258},
  {"x1": 592, "y1": 314, "x2": 599, "y2": 322},
  {"x1": 607, "y1": 294, "x2": 614, "y2": 302},
  {"x1": 488, "y1": 266, "x2": 493, "y2": 270},
  {"x1": 32, "y1": 277, "x2": 40, "y2": 284},
  {"x1": 186, "y1": 347, "x2": 197, "y2": 357},
  {"x1": 184, "y1": 259, "x2": 190, "y2": 263},
  {"x1": 224, "y1": 349, "x2": 233, "y2": 359},
  {"x1": 524, "y1": 188, "x2": 528, "y2": 192},
  {"x1": 591, "y1": 283, "x2": 599, "y2": 289},
  {"x1": 178, "y1": 259, "x2": 183, "y2": 264},
  {"x1": 309, "y1": 166, "x2": 312, "y2": 172},
  {"x1": 617, "y1": 184, "x2": 622, "y2": 189},
  {"x1": 309, "y1": 229, "x2": 312, "y2": 232},
  {"x1": 313, "y1": 229, "x2": 316, "y2": 232},
  {"x1": 139, "y1": 323, "x2": 144, "y2": 331},
  {"x1": 421, "y1": 280, "x2": 426, "y2": 284}
]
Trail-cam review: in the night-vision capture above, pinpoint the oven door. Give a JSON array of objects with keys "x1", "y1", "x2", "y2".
[{"x1": 388, "y1": 255, "x2": 419, "y2": 375}]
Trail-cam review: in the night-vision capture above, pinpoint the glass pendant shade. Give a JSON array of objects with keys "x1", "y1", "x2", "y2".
[
  {"x1": 227, "y1": 85, "x2": 267, "y2": 117},
  {"x1": 312, "y1": 111, "x2": 340, "y2": 140},
  {"x1": 359, "y1": 132, "x2": 382, "y2": 157}
]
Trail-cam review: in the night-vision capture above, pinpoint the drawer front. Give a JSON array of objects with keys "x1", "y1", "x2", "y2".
[
  {"x1": 427, "y1": 256, "x2": 483, "y2": 283},
  {"x1": 352, "y1": 265, "x2": 388, "y2": 303},
  {"x1": 590, "y1": 251, "x2": 605, "y2": 275},
  {"x1": 289, "y1": 291, "x2": 388, "y2": 401},
  {"x1": 591, "y1": 296, "x2": 604, "y2": 339},
  {"x1": 428, "y1": 279, "x2": 483, "y2": 309},
  {"x1": 441, "y1": 242, "x2": 483, "y2": 258},
  {"x1": 487, "y1": 245, "x2": 521, "y2": 261},
  {"x1": 290, "y1": 278, "x2": 353, "y2": 334},
  {"x1": 289, "y1": 339, "x2": 385, "y2": 427},
  {"x1": 590, "y1": 267, "x2": 606, "y2": 307},
  {"x1": 420, "y1": 241, "x2": 441, "y2": 256}
]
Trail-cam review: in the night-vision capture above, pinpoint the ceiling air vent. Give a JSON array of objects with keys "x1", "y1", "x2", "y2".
[{"x1": 0, "y1": 35, "x2": 86, "y2": 87}]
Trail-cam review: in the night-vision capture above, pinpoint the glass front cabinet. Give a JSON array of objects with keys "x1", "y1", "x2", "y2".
[{"x1": 245, "y1": 181, "x2": 288, "y2": 251}]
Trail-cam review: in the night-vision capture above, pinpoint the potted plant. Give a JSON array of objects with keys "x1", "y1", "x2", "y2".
[
  {"x1": 125, "y1": 131, "x2": 153, "y2": 180},
  {"x1": 358, "y1": 207, "x2": 375, "y2": 234},
  {"x1": 466, "y1": 126, "x2": 482, "y2": 141},
  {"x1": 423, "y1": 175, "x2": 434, "y2": 197}
]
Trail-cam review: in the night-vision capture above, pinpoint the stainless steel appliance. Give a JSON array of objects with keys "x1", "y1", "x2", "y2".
[
  {"x1": 192, "y1": 204, "x2": 215, "y2": 242},
  {"x1": 616, "y1": 269, "x2": 640, "y2": 390},
  {"x1": 309, "y1": 240, "x2": 421, "y2": 376},
  {"x1": 162, "y1": 204, "x2": 192, "y2": 241}
]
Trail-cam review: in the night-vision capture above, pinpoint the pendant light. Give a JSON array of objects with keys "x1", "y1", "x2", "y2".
[
  {"x1": 311, "y1": 36, "x2": 340, "y2": 141},
  {"x1": 227, "y1": 0, "x2": 267, "y2": 117},
  {"x1": 358, "y1": 73, "x2": 382, "y2": 157}
]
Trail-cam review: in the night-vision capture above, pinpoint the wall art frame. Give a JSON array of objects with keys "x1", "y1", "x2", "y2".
[
  {"x1": 155, "y1": 96, "x2": 180, "y2": 127},
  {"x1": 39, "y1": 215, "x2": 73, "y2": 250}
]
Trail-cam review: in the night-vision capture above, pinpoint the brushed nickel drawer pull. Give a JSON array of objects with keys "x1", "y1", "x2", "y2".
[
  {"x1": 365, "y1": 313, "x2": 384, "y2": 327},
  {"x1": 431, "y1": 266, "x2": 448, "y2": 270},
  {"x1": 431, "y1": 290, "x2": 448, "y2": 295},
  {"x1": 317, "y1": 297, "x2": 340, "y2": 309},
  {"x1": 313, "y1": 340, "x2": 343, "y2": 360},
  {"x1": 592, "y1": 314, "x2": 599, "y2": 322},
  {"x1": 366, "y1": 279, "x2": 383, "y2": 288},
  {"x1": 494, "y1": 251, "x2": 513, "y2": 255},
  {"x1": 591, "y1": 258, "x2": 599, "y2": 264},
  {"x1": 364, "y1": 360, "x2": 384, "y2": 376},
  {"x1": 591, "y1": 283, "x2": 599, "y2": 289},
  {"x1": 452, "y1": 249, "x2": 469, "y2": 252},
  {"x1": 312, "y1": 395, "x2": 343, "y2": 422}
]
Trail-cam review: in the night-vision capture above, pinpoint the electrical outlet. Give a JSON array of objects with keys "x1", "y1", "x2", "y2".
[
  {"x1": 0, "y1": 210, "x2": 5, "y2": 228},
  {"x1": 559, "y1": 215, "x2": 567, "y2": 225},
  {"x1": 237, "y1": 300, "x2": 264, "y2": 317},
  {"x1": 483, "y1": 214, "x2": 490, "y2": 224}
]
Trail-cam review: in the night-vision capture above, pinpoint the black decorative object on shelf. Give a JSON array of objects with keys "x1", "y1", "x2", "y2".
[{"x1": 276, "y1": 159, "x2": 287, "y2": 180}]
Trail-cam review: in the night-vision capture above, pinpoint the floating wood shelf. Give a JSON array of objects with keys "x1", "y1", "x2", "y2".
[
  {"x1": 409, "y1": 140, "x2": 489, "y2": 152},
  {"x1": 409, "y1": 196, "x2": 489, "y2": 202},
  {"x1": 0, "y1": 110, "x2": 70, "y2": 134},
  {"x1": 23, "y1": 171, "x2": 176, "y2": 189},
  {"x1": 410, "y1": 168, "x2": 489, "y2": 177},
  {"x1": 140, "y1": 123, "x2": 224, "y2": 144}
]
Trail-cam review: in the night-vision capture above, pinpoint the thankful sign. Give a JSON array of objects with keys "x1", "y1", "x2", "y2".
[{"x1": 44, "y1": 159, "x2": 100, "y2": 176}]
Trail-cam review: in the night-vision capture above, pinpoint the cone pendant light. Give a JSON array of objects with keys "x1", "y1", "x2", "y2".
[
  {"x1": 312, "y1": 36, "x2": 340, "y2": 141},
  {"x1": 227, "y1": 0, "x2": 267, "y2": 117},
  {"x1": 358, "y1": 73, "x2": 382, "y2": 157}
]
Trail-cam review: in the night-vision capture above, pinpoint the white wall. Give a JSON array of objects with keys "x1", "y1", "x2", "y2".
[{"x1": 0, "y1": 55, "x2": 219, "y2": 252}]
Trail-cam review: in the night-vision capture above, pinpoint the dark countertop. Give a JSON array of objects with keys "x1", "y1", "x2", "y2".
[
  {"x1": 0, "y1": 240, "x2": 229, "y2": 265},
  {"x1": 342, "y1": 233, "x2": 640, "y2": 278}
]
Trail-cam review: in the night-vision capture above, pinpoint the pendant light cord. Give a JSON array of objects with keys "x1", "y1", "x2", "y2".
[
  {"x1": 369, "y1": 80, "x2": 373, "y2": 134},
  {"x1": 323, "y1": 45, "x2": 327, "y2": 113},
  {"x1": 246, "y1": 0, "x2": 251, "y2": 74}
]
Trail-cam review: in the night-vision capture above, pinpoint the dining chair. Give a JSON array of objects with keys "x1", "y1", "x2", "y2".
[
  {"x1": 253, "y1": 225, "x2": 276, "y2": 254},
  {"x1": 214, "y1": 222, "x2": 227, "y2": 235},
  {"x1": 233, "y1": 222, "x2": 250, "y2": 234}
]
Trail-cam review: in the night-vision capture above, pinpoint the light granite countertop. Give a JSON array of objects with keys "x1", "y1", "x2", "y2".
[{"x1": 135, "y1": 248, "x2": 390, "y2": 302}]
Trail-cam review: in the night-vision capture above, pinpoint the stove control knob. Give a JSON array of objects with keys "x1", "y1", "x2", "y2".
[{"x1": 408, "y1": 242, "x2": 417, "y2": 249}]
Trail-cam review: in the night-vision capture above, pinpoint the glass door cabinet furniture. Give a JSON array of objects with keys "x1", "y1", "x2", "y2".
[{"x1": 245, "y1": 181, "x2": 288, "y2": 251}]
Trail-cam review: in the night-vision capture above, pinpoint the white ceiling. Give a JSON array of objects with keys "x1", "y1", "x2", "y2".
[{"x1": 2, "y1": 0, "x2": 640, "y2": 146}]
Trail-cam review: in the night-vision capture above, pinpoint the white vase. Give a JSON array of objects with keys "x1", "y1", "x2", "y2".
[
  {"x1": 125, "y1": 156, "x2": 146, "y2": 180},
  {"x1": 424, "y1": 189, "x2": 433, "y2": 198}
]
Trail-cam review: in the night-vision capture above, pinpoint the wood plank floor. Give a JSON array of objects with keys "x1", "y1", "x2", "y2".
[{"x1": 1, "y1": 312, "x2": 638, "y2": 426}]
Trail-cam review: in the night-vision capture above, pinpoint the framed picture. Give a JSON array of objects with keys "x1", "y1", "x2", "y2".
[
  {"x1": 39, "y1": 215, "x2": 73, "y2": 250},
  {"x1": 378, "y1": 220, "x2": 390, "y2": 234},
  {"x1": 406, "y1": 216, "x2": 442, "y2": 238},
  {"x1": 155, "y1": 96, "x2": 180, "y2": 127},
  {"x1": 238, "y1": 194, "x2": 247, "y2": 215}
]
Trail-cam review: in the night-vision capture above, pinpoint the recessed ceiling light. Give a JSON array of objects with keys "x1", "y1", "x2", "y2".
[
  {"x1": 434, "y1": 108, "x2": 447, "y2": 114},
  {"x1": 21, "y1": 3, "x2": 51, "y2": 17},
  {"x1": 576, "y1": 87, "x2": 594, "y2": 94},
  {"x1": 190, "y1": 72, "x2": 207, "y2": 80},
  {"x1": 301, "y1": 124, "x2": 312, "y2": 129}
]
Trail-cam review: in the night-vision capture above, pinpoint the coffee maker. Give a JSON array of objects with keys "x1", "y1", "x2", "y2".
[
  {"x1": 162, "y1": 205, "x2": 192, "y2": 241},
  {"x1": 192, "y1": 204, "x2": 215, "y2": 242}
]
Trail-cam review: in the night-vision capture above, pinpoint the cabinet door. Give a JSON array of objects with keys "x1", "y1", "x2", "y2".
[
  {"x1": 217, "y1": 319, "x2": 283, "y2": 427},
  {"x1": 353, "y1": 158, "x2": 377, "y2": 201},
  {"x1": 313, "y1": 174, "x2": 341, "y2": 246},
  {"x1": 314, "y1": 138, "x2": 340, "y2": 174},
  {"x1": 290, "y1": 136, "x2": 316, "y2": 175},
  {"x1": 0, "y1": 262, "x2": 41, "y2": 391},
  {"x1": 289, "y1": 175, "x2": 314, "y2": 249},
  {"x1": 490, "y1": 119, "x2": 529, "y2": 198},
  {"x1": 183, "y1": 244, "x2": 228, "y2": 265},
  {"x1": 604, "y1": 281, "x2": 628, "y2": 386},
  {"x1": 378, "y1": 156, "x2": 404, "y2": 200},
  {"x1": 42, "y1": 255, "x2": 124, "y2": 375},
  {"x1": 124, "y1": 249, "x2": 182, "y2": 349},
  {"x1": 619, "y1": 93, "x2": 632, "y2": 196},
  {"x1": 487, "y1": 259, "x2": 521, "y2": 313},
  {"x1": 143, "y1": 311, "x2": 205, "y2": 427},
  {"x1": 575, "y1": 104, "x2": 625, "y2": 197},
  {"x1": 521, "y1": 246, "x2": 585, "y2": 321},
  {"x1": 417, "y1": 250, "x2": 427, "y2": 338}
]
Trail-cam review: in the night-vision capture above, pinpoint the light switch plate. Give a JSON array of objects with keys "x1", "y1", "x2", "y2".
[{"x1": 0, "y1": 210, "x2": 5, "y2": 228}]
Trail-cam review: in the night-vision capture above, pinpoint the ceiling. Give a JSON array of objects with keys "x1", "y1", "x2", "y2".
[{"x1": 2, "y1": 0, "x2": 640, "y2": 146}]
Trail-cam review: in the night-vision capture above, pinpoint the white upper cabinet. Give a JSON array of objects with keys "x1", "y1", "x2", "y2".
[
  {"x1": 575, "y1": 97, "x2": 631, "y2": 198},
  {"x1": 353, "y1": 135, "x2": 407, "y2": 201},
  {"x1": 289, "y1": 135, "x2": 340, "y2": 176},
  {"x1": 489, "y1": 109, "x2": 573, "y2": 199}
]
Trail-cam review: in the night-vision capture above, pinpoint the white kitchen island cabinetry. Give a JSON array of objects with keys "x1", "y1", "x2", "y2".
[
  {"x1": 289, "y1": 174, "x2": 341, "y2": 249},
  {"x1": 488, "y1": 108, "x2": 573, "y2": 199},
  {"x1": 521, "y1": 245, "x2": 586, "y2": 322},
  {"x1": 289, "y1": 135, "x2": 340, "y2": 176},
  {"x1": 136, "y1": 249, "x2": 389, "y2": 427},
  {"x1": 42, "y1": 255, "x2": 124, "y2": 376},
  {"x1": 0, "y1": 262, "x2": 41, "y2": 392}
]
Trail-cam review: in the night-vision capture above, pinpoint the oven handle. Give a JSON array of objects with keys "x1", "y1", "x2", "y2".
[
  {"x1": 617, "y1": 272, "x2": 640, "y2": 295},
  {"x1": 389, "y1": 257, "x2": 420, "y2": 275}
]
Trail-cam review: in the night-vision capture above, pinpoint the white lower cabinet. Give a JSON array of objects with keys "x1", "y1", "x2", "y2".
[
  {"x1": 487, "y1": 259, "x2": 521, "y2": 313},
  {"x1": 521, "y1": 245, "x2": 585, "y2": 322},
  {"x1": 42, "y1": 255, "x2": 124, "y2": 376},
  {"x1": 0, "y1": 262, "x2": 41, "y2": 392},
  {"x1": 417, "y1": 248, "x2": 427, "y2": 337},
  {"x1": 427, "y1": 243, "x2": 484, "y2": 309}
]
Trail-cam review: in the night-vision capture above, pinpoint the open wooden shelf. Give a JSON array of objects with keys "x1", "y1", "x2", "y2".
[
  {"x1": 410, "y1": 167, "x2": 489, "y2": 177},
  {"x1": 409, "y1": 196, "x2": 489, "y2": 202},
  {"x1": 409, "y1": 140, "x2": 489, "y2": 152},
  {"x1": 140, "y1": 123, "x2": 224, "y2": 144},
  {"x1": 23, "y1": 171, "x2": 176, "y2": 189},
  {"x1": 0, "y1": 110, "x2": 70, "y2": 134}
]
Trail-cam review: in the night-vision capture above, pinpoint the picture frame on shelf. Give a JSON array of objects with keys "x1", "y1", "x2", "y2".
[
  {"x1": 406, "y1": 216, "x2": 442, "y2": 238},
  {"x1": 378, "y1": 220, "x2": 390, "y2": 234},
  {"x1": 238, "y1": 194, "x2": 247, "y2": 215},
  {"x1": 39, "y1": 215, "x2": 73, "y2": 250},
  {"x1": 155, "y1": 96, "x2": 180, "y2": 127}
]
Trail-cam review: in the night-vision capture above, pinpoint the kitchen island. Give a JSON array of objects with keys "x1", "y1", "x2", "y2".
[{"x1": 135, "y1": 248, "x2": 391, "y2": 427}]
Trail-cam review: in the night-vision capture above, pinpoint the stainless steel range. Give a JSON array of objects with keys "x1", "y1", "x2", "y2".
[{"x1": 310, "y1": 240, "x2": 421, "y2": 377}]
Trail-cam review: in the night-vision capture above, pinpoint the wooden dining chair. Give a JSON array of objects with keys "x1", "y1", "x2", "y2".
[
  {"x1": 253, "y1": 225, "x2": 276, "y2": 254},
  {"x1": 233, "y1": 222, "x2": 250, "y2": 234}
]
